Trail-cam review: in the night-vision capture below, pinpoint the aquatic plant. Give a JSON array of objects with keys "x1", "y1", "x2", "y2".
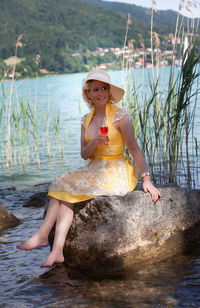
[
  {"x1": 0, "y1": 36, "x2": 66, "y2": 170},
  {"x1": 122, "y1": 1, "x2": 200, "y2": 187}
]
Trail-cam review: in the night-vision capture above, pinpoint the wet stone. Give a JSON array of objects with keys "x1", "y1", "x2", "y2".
[
  {"x1": 47, "y1": 184, "x2": 200, "y2": 278},
  {"x1": 23, "y1": 192, "x2": 49, "y2": 208},
  {"x1": 0, "y1": 202, "x2": 20, "y2": 230}
]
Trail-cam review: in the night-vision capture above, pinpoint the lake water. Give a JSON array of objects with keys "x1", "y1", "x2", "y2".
[
  {"x1": 1, "y1": 67, "x2": 199, "y2": 189},
  {"x1": 0, "y1": 68, "x2": 200, "y2": 307}
]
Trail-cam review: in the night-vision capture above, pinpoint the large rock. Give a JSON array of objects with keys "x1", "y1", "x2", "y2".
[
  {"x1": 48, "y1": 185, "x2": 200, "y2": 278},
  {"x1": 0, "y1": 203, "x2": 20, "y2": 230}
]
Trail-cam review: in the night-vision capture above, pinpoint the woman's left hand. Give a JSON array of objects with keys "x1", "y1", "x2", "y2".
[{"x1": 142, "y1": 176, "x2": 161, "y2": 203}]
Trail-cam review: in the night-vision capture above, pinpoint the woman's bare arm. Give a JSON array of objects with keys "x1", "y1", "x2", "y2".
[{"x1": 116, "y1": 115, "x2": 161, "y2": 202}]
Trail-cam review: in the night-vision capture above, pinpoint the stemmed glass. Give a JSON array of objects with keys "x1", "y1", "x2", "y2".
[{"x1": 99, "y1": 117, "x2": 111, "y2": 152}]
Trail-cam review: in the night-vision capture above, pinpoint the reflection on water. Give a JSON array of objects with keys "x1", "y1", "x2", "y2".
[{"x1": 37, "y1": 252, "x2": 200, "y2": 308}]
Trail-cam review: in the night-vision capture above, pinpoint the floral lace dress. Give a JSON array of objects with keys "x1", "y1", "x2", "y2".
[{"x1": 48, "y1": 104, "x2": 138, "y2": 203}]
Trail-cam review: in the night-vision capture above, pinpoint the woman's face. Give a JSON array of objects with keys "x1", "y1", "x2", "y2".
[{"x1": 87, "y1": 80, "x2": 110, "y2": 107}]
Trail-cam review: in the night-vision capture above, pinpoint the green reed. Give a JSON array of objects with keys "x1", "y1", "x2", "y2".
[
  {"x1": 0, "y1": 80, "x2": 66, "y2": 169},
  {"x1": 45, "y1": 85, "x2": 51, "y2": 160},
  {"x1": 0, "y1": 37, "x2": 66, "y2": 170},
  {"x1": 122, "y1": 7, "x2": 200, "y2": 187}
]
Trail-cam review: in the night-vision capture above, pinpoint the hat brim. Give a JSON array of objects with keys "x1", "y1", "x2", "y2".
[{"x1": 82, "y1": 76, "x2": 124, "y2": 104}]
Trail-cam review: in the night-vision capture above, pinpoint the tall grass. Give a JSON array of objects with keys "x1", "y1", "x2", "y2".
[
  {"x1": 122, "y1": 2, "x2": 200, "y2": 187},
  {"x1": 0, "y1": 36, "x2": 66, "y2": 170}
]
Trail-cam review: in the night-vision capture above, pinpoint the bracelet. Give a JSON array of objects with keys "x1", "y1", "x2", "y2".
[{"x1": 141, "y1": 172, "x2": 150, "y2": 178}]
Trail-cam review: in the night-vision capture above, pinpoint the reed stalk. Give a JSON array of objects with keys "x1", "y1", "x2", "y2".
[
  {"x1": 150, "y1": 2, "x2": 155, "y2": 84},
  {"x1": 0, "y1": 45, "x2": 65, "y2": 170},
  {"x1": 122, "y1": 2, "x2": 200, "y2": 187},
  {"x1": 27, "y1": 101, "x2": 40, "y2": 168},
  {"x1": 45, "y1": 84, "x2": 51, "y2": 160},
  {"x1": 121, "y1": 13, "x2": 132, "y2": 89}
]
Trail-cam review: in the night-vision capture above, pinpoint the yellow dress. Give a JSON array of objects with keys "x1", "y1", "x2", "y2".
[{"x1": 48, "y1": 104, "x2": 138, "y2": 203}]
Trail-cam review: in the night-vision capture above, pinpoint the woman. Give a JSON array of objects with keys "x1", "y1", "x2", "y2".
[{"x1": 17, "y1": 69, "x2": 160, "y2": 267}]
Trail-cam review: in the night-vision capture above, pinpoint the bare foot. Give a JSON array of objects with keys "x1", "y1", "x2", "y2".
[
  {"x1": 16, "y1": 233, "x2": 48, "y2": 251},
  {"x1": 40, "y1": 251, "x2": 64, "y2": 267}
]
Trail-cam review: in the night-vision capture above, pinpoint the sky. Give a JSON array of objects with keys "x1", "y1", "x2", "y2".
[{"x1": 104, "y1": 0, "x2": 200, "y2": 17}]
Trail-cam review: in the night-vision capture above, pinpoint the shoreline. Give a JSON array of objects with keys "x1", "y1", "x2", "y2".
[{"x1": 0, "y1": 64, "x2": 177, "y2": 82}]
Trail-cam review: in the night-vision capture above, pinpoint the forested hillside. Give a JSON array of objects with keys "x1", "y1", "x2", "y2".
[
  {"x1": 80, "y1": 0, "x2": 197, "y2": 27},
  {"x1": 0, "y1": 0, "x2": 198, "y2": 75}
]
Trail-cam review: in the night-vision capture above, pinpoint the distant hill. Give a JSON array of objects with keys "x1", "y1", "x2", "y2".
[
  {"x1": 0, "y1": 0, "x2": 198, "y2": 75},
  {"x1": 80, "y1": 0, "x2": 197, "y2": 27}
]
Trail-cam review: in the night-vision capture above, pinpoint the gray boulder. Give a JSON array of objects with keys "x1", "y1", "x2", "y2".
[
  {"x1": 0, "y1": 203, "x2": 20, "y2": 230},
  {"x1": 48, "y1": 185, "x2": 200, "y2": 278}
]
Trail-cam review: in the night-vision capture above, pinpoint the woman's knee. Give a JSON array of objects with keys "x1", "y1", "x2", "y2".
[
  {"x1": 61, "y1": 201, "x2": 74, "y2": 210},
  {"x1": 48, "y1": 197, "x2": 61, "y2": 208},
  {"x1": 49, "y1": 197, "x2": 74, "y2": 210}
]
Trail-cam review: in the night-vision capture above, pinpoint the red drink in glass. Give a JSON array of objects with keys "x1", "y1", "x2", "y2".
[{"x1": 100, "y1": 126, "x2": 108, "y2": 135}]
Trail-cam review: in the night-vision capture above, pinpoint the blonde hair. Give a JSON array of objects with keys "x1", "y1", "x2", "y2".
[{"x1": 83, "y1": 80, "x2": 114, "y2": 109}]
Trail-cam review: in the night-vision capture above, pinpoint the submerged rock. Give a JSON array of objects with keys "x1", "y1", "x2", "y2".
[
  {"x1": 0, "y1": 203, "x2": 20, "y2": 230},
  {"x1": 23, "y1": 192, "x2": 49, "y2": 207},
  {"x1": 0, "y1": 186, "x2": 16, "y2": 192},
  {"x1": 48, "y1": 185, "x2": 200, "y2": 278}
]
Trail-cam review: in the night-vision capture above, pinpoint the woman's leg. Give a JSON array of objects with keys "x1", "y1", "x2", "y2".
[
  {"x1": 17, "y1": 197, "x2": 60, "y2": 251},
  {"x1": 40, "y1": 202, "x2": 74, "y2": 267}
]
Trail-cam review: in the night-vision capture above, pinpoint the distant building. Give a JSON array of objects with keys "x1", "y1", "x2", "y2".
[
  {"x1": 169, "y1": 35, "x2": 181, "y2": 45},
  {"x1": 8, "y1": 72, "x2": 21, "y2": 78},
  {"x1": 137, "y1": 57, "x2": 144, "y2": 63},
  {"x1": 135, "y1": 62, "x2": 142, "y2": 68},
  {"x1": 39, "y1": 68, "x2": 49, "y2": 74},
  {"x1": 72, "y1": 53, "x2": 80, "y2": 57},
  {"x1": 98, "y1": 63, "x2": 107, "y2": 69}
]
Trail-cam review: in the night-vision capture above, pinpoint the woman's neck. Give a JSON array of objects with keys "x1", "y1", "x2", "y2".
[{"x1": 94, "y1": 104, "x2": 107, "y2": 117}]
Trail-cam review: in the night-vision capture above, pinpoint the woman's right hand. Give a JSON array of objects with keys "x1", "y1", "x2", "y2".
[
  {"x1": 81, "y1": 124, "x2": 109, "y2": 160},
  {"x1": 92, "y1": 135, "x2": 109, "y2": 146}
]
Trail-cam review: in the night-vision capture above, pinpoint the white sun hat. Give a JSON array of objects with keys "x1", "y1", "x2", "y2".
[{"x1": 82, "y1": 69, "x2": 125, "y2": 104}]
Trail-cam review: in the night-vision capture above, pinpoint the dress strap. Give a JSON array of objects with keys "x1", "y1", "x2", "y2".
[
  {"x1": 105, "y1": 104, "x2": 118, "y2": 127},
  {"x1": 85, "y1": 108, "x2": 95, "y2": 131}
]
